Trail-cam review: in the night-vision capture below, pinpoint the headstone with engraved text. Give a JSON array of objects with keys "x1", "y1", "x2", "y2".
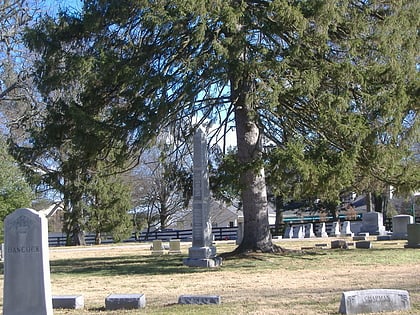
[
  {"x1": 339, "y1": 289, "x2": 410, "y2": 314},
  {"x1": 3, "y1": 208, "x2": 53, "y2": 315}
]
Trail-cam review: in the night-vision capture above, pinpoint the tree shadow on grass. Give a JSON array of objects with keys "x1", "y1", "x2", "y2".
[{"x1": 50, "y1": 254, "x2": 217, "y2": 276}]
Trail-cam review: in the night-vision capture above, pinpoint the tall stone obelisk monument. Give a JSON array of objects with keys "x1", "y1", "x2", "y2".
[{"x1": 183, "y1": 129, "x2": 222, "y2": 268}]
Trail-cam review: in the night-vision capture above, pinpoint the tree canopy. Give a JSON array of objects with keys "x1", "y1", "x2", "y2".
[
  {"x1": 17, "y1": 0, "x2": 420, "y2": 252},
  {"x1": 0, "y1": 136, "x2": 33, "y2": 224}
]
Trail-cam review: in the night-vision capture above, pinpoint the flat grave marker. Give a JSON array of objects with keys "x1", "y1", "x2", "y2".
[
  {"x1": 52, "y1": 295, "x2": 84, "y2": 309},
  {"x1": 339, "y1": 289, "x2": 410, "y2": 314},
  {"x1": 178, "y1": 295, "x2": 221, "y2": 305},
  {"x1": 105, "y1": 294, "x2": 146, "y2": 310},
  {"x1": 355, "y1": 241, "x2": 372, "y2": 249}
]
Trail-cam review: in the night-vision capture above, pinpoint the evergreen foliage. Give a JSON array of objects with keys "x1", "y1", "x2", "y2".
[
  {"x1": 0, "y1": 137, "x2": 33, "y2": 236},
  {"x1": 85, "y1": 169, "x2": 132, "y2": 244},
  {"x1": 19, "y1": 0, "x2": 419, "y2": 252}
]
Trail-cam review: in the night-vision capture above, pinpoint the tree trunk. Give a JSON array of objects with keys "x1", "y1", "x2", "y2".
[
  {"x1": 95, "y1": 231, "x2": 102, "y2": 245},
  {"x1": 366, "y1": 191, "x2": 373, "y2": 212},
  {"x1": 160, "y1": 202, "x2": 168, "y2": 229},
  {"x1": 233, "y1": 94, "x2": 274, "y2": 253},
  {"x1": 274, "y1": 195, "x2": 284, "y2": 236}
]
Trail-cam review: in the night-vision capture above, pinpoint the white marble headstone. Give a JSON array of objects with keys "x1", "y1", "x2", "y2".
[
  {"x1": 341, "y1": 221, "x2": 354, "y2": 237},
  {"x1": 330, "y1": 222, "x2": 340, "y2": 237},
  {"x1": 318, "y1": 222, "x2": 328, "y2": 237},
  {"x1": 3, "y1": 208, "x2": 53, "y2": 315},
  {"x1": 304, "y1": 223, "x2": 315, "y2": 238}
]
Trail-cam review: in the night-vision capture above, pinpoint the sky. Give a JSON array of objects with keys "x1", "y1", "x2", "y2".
[{"x1": 43, "y1": 0, "x2": 83, "y2": 16}]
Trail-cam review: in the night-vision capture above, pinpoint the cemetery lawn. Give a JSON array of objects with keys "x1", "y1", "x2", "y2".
[{"x1": 1, "y1": 239, "x2": 419, "y2": 315}]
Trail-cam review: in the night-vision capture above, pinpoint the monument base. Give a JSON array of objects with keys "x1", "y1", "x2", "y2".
[
  {"x1": 188, "y1": 246, "x2": 217, "y2": 259},
  {"x1": 184, "y1": 246, "x2": 222, "y2": 267},
  {"x1": 183, "y1": 256, "x2": 222, "y2": 268}
]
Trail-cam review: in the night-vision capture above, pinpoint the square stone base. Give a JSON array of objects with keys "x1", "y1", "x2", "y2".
[
  {"x1": 188, "y1": 246, "x2": 216, "y2": 259},
  {"x1": 183, "y1": 257, "x2": 222, "y2": 268}
]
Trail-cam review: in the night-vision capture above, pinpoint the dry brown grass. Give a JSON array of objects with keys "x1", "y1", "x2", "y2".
[{"x1": 1, "y1": 238, "x2": 419, "y2": 315}]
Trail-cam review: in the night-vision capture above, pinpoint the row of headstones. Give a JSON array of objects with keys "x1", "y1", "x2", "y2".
[
  {"x1": 55, "y1": 289, "x2": 411, "y2": 314},
  {"x1": 150, "y1": 239, "x2": 182, "y2": 254},
  {"x1": 53, "y1": 289, "x2": 411, "y2": 315},
  {"x1": 283, "y1": 213, "x2": 417, "y2": 240},
  {"x1": 283, "y1": 222, "x2": 349, "y2": 239},
  {"x1": 52, "y1": 294, "x2": 221, "y2": 310}
]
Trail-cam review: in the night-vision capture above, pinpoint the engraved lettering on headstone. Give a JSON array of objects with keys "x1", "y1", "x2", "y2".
[
  {"x1": 339, "y1": 289, "x2": 410, "y2": 314},
  {"x1": 3, "y1": 208, "x2": 53, "y2": 315}
]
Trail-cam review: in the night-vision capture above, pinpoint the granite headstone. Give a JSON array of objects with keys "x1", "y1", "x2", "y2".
[
  {"x1": 339, "y1": 289, "x2": 410, "y2": 314},
  {"x1": 3, "y1": 208, "x2": 53, "y2": 315},
  {"x1": 392, "y1": 215, "x2": 413, "y2": 240},
  {"x1": 183, "y1": 129, "x2": 222, "y2": 267},
  {"x1": 360, "y1": 212, "x2": 386, "y2": 235},
  {"x1": 406, "y1": 224, "x2": 420, "y2": 248}
]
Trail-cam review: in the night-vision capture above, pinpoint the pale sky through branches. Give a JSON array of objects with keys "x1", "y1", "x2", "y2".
[
  {"x1": 41, "y1": 0, "x2": 238, "y2": 149},
  {"x1": 43, "y1": 0, "x2": 82, "y2": 16}
]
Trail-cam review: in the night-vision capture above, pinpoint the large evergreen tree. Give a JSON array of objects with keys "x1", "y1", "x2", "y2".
[
  {"x1": 0, "y1": 137, "x2": 33, "y2": 225},
  {"x1": 21, "y1": 0, "x2": 419, "y2": 252},
  {"x1": 85, "y1": 169, "x2": 132, "y2": 244}
]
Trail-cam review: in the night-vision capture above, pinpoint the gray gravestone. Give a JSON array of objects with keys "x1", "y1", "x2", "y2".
[
  {"x1": 292, "y1": 225, "x2": 304, "y2": 239},
  {"x1": 105, "y1": 294, "x2": 146, "y2": 310},
  {"x1": 360, "y1": 212, "x2": 386, "y2": 235},
  {"x1": 355, "y1": 240, "x2": 372, "y2": 249},
  {"x1": 406, "y1": 224, "x2": 420, "y2": 248},
  {"x1": 178, "y1": 295, "x2": 221, "y2": 305},
  {"x1": 392, "y1": 215, "x2": 413, "y2": 240},
  {"x1": 3, "y1": 208, "x2": 53, "y2": 315},
  {"x1": 339, "y1": 289, "x2": 410, "y2": 314},
  {"x1": 52, "y1": 295, "x2": 84, "y2": 309},
  {"x1": 331, "y1": 240, "x2": 348, "y2": 249},
  {"x1": 183, "y1": 129, "x2": 222, "y2": 267},
  {"x1": 283, "y1": 225, "x2": 292, "y2": 239}
]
